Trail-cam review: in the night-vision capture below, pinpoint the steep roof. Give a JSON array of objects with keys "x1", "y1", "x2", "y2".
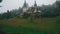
[
  {"x1": 23, "y1": 0, "x2": 28, "y2": 7},
  {"x1": 34, "y1": 1, "x2": 37, "y2": 7}
]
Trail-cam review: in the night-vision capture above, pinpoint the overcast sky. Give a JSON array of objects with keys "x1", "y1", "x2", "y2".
[{"x1": 0, "y1": 0, "x2": 56, "y2": 13}]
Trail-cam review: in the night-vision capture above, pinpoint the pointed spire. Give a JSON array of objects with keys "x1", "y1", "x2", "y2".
[
  {"x1": 24, "y1": 0, "x2": 26, "y2": 4},
  {"x1": 35, "y1": 0, "x2": 36, "y2": 4},
  {"x1": 23, "y1": 0, "x2": 28, "y2": 7},
  {"x1": 34, "y1": 0, "x2": 37, "y2": 7}
]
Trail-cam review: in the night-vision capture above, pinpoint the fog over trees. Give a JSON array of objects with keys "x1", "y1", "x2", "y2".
[{"x1": 0, "y1": 0, "x2": 60, "y2": 19}]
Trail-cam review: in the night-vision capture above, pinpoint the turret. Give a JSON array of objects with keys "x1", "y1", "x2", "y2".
[
  {"x1": 22, "y1": 0, "x2": 29, "y2": 13},
  {"x1": 34, "y1": 1, "x2": 37, "y2": 7},
  {"x1": 33, "y1": 0, "x2": 38, "y2": 13},
  {"x1": 23, "y1": 0, "x2": 28, "y2": 7}
]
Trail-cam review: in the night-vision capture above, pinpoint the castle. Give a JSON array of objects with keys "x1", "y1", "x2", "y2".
[{"x1": 20, "y1": 0, "x2": 42, "y2": 17}]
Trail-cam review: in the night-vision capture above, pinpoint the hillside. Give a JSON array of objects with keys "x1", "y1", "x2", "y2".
[{"x1": 0, "y1": 16, "x2": 60, "y2": 34}]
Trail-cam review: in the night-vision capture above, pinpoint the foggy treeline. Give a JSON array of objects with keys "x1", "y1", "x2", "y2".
[{"x1": 0, "y1": 0, "x2": 60, "y2": 19}]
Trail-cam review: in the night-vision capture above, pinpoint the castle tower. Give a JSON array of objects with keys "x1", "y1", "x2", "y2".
[
  {"x1": 33, "y1": 0, "x2": 38, "y2": 13},
  {"x1": 22, "y1": 0, "x2": 29, "y2": 13},
  {"x1": 34, "y1": 1, "x2": 37, "y2": 8}
]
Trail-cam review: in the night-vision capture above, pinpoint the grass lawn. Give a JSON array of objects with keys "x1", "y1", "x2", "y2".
[{"x1": 0, "y1": 16, "x2": 60, "y2": 34}]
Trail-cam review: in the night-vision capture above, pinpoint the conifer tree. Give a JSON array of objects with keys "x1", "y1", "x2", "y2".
[{"x1": 0, "y1": 0, "x2": 2, "y2": 3}]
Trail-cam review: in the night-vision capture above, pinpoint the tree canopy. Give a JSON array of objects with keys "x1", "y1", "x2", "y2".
[{"x1": 0, "y1": 0, "x2": 2, "y2": 3}]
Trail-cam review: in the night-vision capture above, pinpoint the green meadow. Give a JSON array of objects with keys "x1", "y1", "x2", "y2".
[{"x1": 0, "y1": 16, "x2": 60, "y2": 34}]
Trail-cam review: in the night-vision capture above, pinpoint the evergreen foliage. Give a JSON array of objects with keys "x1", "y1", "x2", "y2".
[{"x1": 0, "y1": 0, "x2": 60, "y2": 19}]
